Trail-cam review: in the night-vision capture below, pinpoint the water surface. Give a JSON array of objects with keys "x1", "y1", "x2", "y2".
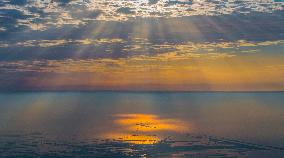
[{"x1": 0, "y1": 92, "x2": 284, "y2": 157}]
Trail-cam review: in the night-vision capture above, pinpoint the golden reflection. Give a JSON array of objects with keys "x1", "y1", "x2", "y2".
[
  {"x1": 104, "y1": 114, "x2": 190, "y2": 144},
  {"x1": 108, "y1": 133, "x2": 160, "y2": 145},
  {"x1": 114, "y1": 114, "x2": 188, "y2": 132}
]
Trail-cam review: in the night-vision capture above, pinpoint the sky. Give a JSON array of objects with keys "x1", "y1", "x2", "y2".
[{"x1": 0, "y1": 0, "x2": 284, "y2": 91}]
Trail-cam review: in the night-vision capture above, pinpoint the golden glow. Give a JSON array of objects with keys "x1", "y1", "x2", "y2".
[
  {"x1": 18, "y1": 54, "x2": 284, "y2": 91},
  {"x1": 1, "y1": 40, "x2": 284, "y2": 91},
  {"x1": 114, "y1": 114, "x2": 188, "y2": 132},
  {"x1": 103, "y1": 114, "x2": 190, "y2": 144}
]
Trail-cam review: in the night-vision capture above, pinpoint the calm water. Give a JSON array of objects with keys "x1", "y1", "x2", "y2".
[{"x1": 0, "y1": 92, "x2": 284, "y2": 157}]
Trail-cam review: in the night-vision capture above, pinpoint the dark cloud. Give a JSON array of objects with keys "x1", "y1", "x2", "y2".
[
  {"x1": 148, "y1": 0, "x2": 160, "y2": 5},
  {"x1": 52, "y1": 0, "x2": 74, "y2": 6},
  {"x1": 70, "y1": 9, "x2": 101, "y2": 19},
  {"x1": 28, "y1": 6, "x2": 46, "y2": 17},
  {"x1": 2, "y1": 11, "x2": 284, "y2": 40},
  {"x1": 0, "y1": 9, "x2": 30, "y2": 19},
  {"x1": 0, "y1": 9, "x2": 32, "y2": 34},
  {"x1": 0, "y1": 11, "x2": 284, "y2": 61},
  {"x1": 166, "y1": 0, "x2": 193, "y2": 5},
  {"x1": 9, "y1": 0, "x2": 28, "y2": 6},
  {"x1": 116, "y1": 7, "x2": 135, "y2": 14},
  {"x1": 0, "y1": 40, "x2": 127, "y2": 61}
]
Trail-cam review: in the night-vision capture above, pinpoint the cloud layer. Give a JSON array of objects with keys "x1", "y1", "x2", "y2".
[{"x1": 0, "y1": 0, "x2": 283, "y2": 31}]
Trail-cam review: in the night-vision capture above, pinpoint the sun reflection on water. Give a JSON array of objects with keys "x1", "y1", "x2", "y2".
[{"x1": 104, "y1": 114, "x2": 190, "y2": 144}]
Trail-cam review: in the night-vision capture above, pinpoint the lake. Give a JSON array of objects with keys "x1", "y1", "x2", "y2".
[{"x1": 0, "y1": 92, "x2": 284, "y2": 157}]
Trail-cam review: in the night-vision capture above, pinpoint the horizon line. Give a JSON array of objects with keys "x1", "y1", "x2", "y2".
[{"x1": 0, "y1": 90, "x2": 284, "y2": 93}]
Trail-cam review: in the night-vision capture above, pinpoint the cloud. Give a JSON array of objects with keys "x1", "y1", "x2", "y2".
[
  {"x1": 0, "y1": 38, "x2": 125, "y2": 48},
  {"x1": 0, "y1": 39, "x2": 283, "y2": 73},
  {"x1": 0, "y1": 39, "x2": 282, "y2": 61},
  {"x1": 0, "y1": 0, "x2": 283, "y2": 32}
]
